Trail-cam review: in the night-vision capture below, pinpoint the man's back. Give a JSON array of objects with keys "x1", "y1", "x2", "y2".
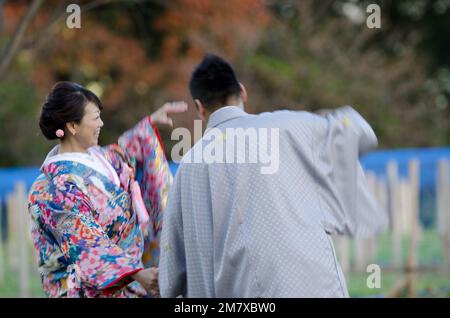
[{"x1": 160, "y1": 106, "x2": 387, "y2": 297}]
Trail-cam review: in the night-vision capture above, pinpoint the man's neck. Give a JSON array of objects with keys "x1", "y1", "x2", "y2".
[{"x1": 205, "y1": 101, "x2": 245, "y2": 123}]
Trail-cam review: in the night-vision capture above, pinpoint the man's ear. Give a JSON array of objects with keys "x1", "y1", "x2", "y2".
[
  {"x1": 239, "y1": 83, "x2": 248, "y2": 103},
  {"x1": 194, "y1": 99, "x2": 206, "y2": 120}
]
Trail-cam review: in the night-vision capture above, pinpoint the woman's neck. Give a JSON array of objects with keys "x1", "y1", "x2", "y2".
[{"x1": 58, "y1": 140, "x2": 88, "y2": 154}]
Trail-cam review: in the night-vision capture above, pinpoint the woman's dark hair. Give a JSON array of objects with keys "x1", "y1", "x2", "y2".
[{"x1": 39, "y1": 81, "x2": 103, "y2": 140}]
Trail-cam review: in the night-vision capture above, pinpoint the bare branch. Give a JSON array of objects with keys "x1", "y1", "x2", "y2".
[
  {"x1": 19, "y1": 0, "x2": 71, "y2": 51},
  {"x1": 0, "y1": 0, "x2": 44, "y2": 79},
  {"x1": 0, "y1": 0, "x2": 6, "y2": 32},
  {"x1": 20, "y1": 0, "x2": 167, "y2": 53},
  {"x1": 1, "y1": 0, "x2": 167, "y2": 78},
  {"x1": 82, "y1": 0, "x2": 167, "y2": 11}
]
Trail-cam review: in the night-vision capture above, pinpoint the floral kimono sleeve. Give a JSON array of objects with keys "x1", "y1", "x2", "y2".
[
  {"x1": 118, "y1": 116, "x2": 173, "y2": 266},
  {"x1": 35, "y1": 176, "x2": 143, "y2": 296}
]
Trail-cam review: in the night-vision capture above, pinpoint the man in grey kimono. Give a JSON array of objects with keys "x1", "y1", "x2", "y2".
[{"x1": 159, "y1": 54, "x2": 388, "y2": 297}]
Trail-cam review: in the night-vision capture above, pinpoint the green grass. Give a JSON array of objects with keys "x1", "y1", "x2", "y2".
[
  {"x1": 347, "y1": 271, "x2": 450, "y2": 297},
  {"x1": 0, "y1": 243, "x2": 45, "y2": 298},
  {"x1": 1, "y1": 229, "x2": 449, "y2": 298},
  {"x1": 343, "y1": 228, "x2": 450, "y2": 297},
  {"x1": 374, "y1": 228, "x2": 443, "y2": 266}
]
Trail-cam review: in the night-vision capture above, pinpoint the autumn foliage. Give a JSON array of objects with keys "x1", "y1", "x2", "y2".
[{"x1": 0, "y1": 0, "x2": 449, "y2": 166}]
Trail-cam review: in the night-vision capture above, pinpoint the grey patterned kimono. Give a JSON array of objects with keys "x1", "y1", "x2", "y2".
[{"x1": 159, "y1": 105, "x2": 388, "y2": 298}]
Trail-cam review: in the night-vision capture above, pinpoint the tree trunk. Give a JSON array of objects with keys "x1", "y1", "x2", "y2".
[{"x1": 0, "y1": 0, "x2": 5, "y2": 32}]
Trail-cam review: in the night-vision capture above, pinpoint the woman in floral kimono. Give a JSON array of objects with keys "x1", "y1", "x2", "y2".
[{"x1": 28, "y1": 82, "x2": 187, "y2": 297}]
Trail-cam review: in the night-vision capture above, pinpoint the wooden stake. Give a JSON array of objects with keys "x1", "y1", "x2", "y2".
[
  {"x1": 6, "y1": 192, "x2": 18, "y2": 270},
  {"x1": 407, "y1": 159, "x2": 420, "y2": 298},
  {"x1": 437, "y1": 159, "x2": 450, "y2": 274},
  {"x1": 0, "y1": 199, "x2": 4, "y2": 284},
  {"x1": 387, "y1": 161, "x2": 402, "y2": 269},
  {"x1": 365, "y1": 173, "x2": 380, "y2": 265},
  {"x1": 15, "y1": 182, "x2": 30, "y2": 297}
]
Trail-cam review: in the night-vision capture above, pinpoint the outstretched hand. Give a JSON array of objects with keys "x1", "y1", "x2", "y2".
[{"x1": 150, "y1": 101, "x2": 188, "y2": 128}]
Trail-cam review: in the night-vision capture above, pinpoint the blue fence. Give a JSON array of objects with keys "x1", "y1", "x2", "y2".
[
  {"x1": 361, "y1": 147, "x2": 450, "y2": 190},
  {"x1": 359, "y1": 147, "x2": 450, "y2": 226},
  {"x1": 1, "y1": 147, "x2": 449, "y2": 226}
]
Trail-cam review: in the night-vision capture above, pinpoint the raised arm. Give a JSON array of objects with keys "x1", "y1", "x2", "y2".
[
  {"x1": 117, "y1": 102, "x2": 187, "y2": 267},
  {"x1": 311, "y1": 106, "x2": 388, "y2": 237}
]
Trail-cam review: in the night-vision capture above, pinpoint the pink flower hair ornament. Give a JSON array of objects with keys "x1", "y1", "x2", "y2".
[{"x1": 56, "y1": 129, "x2": 65, "y2": 138}]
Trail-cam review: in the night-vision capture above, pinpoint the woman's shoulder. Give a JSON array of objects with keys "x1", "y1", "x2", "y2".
[
  {"x1": 28, "y1": 167, "x2": 93, "y2": 216},
  {"x1": 28, "y1": 172, "x2": 49, "y2": 203},
  {"x1": 31, "y1": 162, "x2": 88, "y2": 198}
]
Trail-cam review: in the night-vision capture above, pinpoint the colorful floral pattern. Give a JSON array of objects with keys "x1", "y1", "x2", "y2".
[
  {"x1": 118, "y1": 116, "x2": 172, "y2": 268},
  {"x1": 28, "y1": 116, "x2": 172, "y2": 297}
]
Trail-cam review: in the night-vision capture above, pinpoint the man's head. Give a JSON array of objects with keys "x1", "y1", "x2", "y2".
[{"x1": 189, "y1": 54, "x2": 247, "y2": 119}]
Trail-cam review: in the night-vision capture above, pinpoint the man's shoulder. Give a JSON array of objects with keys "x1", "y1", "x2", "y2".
[
  {"x1": 235, "y1": 109, "x2": 322, "y2": 132},
  {"x1": 250, "y1": 108, "x2": 319, "y2": 123}
]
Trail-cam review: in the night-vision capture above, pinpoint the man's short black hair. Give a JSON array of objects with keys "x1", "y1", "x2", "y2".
[{"x1": 189, "y1": 54, "x2": 241, "y2": 111}]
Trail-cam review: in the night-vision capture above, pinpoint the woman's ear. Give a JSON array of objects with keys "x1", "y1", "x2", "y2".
[
  {"x1": 239, "y1": 83, "x2": 248, "y2": 103},
  {"x1": 65, "y1": 121, "x2": 78, "y2": 136}
]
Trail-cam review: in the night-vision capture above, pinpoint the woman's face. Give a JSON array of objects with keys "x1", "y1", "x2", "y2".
[{"x1": 74, "y1": 102, "x2": 104, "y2": 149}]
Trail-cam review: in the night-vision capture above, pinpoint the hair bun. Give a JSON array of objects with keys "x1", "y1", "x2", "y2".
[{"x1": 38, "y1": 81, "x2": 102, "y2": 141}]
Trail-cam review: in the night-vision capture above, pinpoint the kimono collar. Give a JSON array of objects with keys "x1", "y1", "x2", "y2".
[
  {"x1": 206, "y1": 105, "x2": 248, "y2": 129},
  {"x1": 41, "y1": 145, "x2": 120, "y2": 186},
  {"x1": 41, "y1": 145, "x2": 90, "y2": 169}
]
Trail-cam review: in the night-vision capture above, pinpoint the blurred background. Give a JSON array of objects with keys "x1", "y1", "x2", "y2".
[{"x1": 0, "y1": 0, "x2": 449, "y2": 297}]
